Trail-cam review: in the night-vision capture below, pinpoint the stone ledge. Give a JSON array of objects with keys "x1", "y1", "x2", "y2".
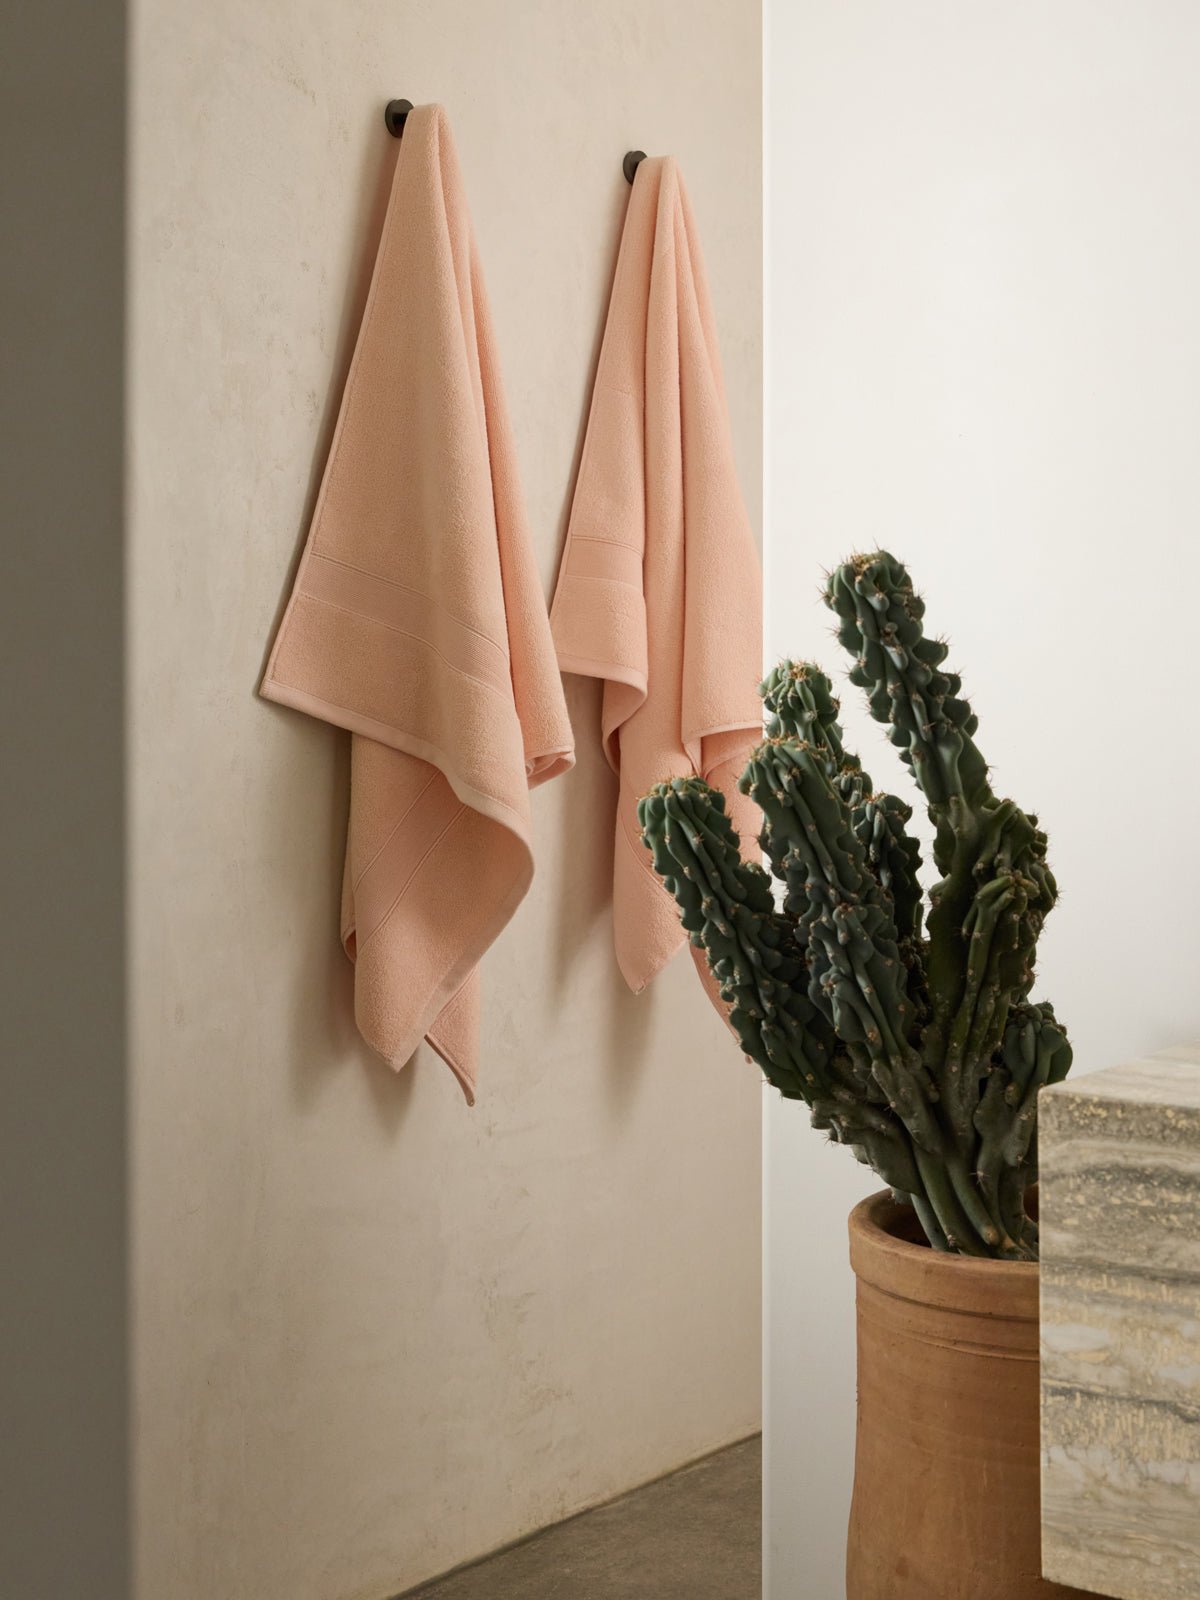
[{"x1": 1039, "y1": 1043, "x2": 1200, "y2": 1600}]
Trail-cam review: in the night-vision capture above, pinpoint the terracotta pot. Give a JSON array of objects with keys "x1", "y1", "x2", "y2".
[{"x1": 846, "y1": 1191, "x2": 1099, "y2": 1600}]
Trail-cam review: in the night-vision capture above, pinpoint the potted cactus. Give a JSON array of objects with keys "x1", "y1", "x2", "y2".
[{"x1": 639, "y1": 553, "x2": 1095, "y2": 1600}]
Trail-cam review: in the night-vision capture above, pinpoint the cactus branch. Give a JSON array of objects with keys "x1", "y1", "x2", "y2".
[{"x1": 641, "y1": 552, "x2": 1072, "y2": 1258}]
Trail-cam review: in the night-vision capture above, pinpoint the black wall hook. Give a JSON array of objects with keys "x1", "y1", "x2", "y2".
[
  {"x1": 623, "y1": 150, "x2": 647, "y2": 184},
  {"x1": 385, "y1": 99, "x2": 414, "y2": 137}
]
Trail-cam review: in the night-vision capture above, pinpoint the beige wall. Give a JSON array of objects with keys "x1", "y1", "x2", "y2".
[{"x1": 129, "y1": 3, "x2": 762, "y2": 1597}]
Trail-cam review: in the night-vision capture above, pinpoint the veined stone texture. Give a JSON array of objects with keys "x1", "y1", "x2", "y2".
[{"x1": 1040, "y1": 1044, "x2": 1200, "y2": 1599}]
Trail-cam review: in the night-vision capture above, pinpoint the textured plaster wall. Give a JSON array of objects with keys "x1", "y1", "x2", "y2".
[
  {"x1": 129, "y1": 4, "x2": 761, "y2": 1597},
  {"x1": 766, "y1": 3, "x2": 1200, "y2": 1594}
]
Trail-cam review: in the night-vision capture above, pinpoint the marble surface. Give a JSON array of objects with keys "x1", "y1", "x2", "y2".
[{"x1": 1040, "y1": 1044, "x2": 1200, "y2": 1599}]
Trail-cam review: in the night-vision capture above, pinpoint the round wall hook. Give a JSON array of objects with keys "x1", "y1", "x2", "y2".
[
  {"x1": 385, "y1": 99, "x2": 414, "y2": 137},
  {"x1": 623, "y1": 149, "x2": 647, "y2": 185}
]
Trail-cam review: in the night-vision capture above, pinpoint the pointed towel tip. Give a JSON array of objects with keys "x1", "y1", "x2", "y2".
[{"x1": 623, "y1": 149, "x2": 647, "y2": 184}]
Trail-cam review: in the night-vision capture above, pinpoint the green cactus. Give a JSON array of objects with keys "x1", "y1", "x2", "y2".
[{"x1": 638, "y1": 552, "x2": 1071, "y2": 1258}]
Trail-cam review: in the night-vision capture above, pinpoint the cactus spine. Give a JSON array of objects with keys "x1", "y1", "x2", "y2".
[{"x1": 638, "y1": 552, "x2": 1071, "y2": 1259}]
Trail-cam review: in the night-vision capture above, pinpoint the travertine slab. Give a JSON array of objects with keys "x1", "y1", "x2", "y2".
[{"x1": 1040, "y1": 1045, "x2": 1200, "y2": 1599}]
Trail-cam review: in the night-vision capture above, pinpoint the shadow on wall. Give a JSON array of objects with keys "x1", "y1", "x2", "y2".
[
  {"x1": 548, "y1": 674, "x2": 658, "y2": 1122},
  {"x1": 540, "y1": 166, "x2": 662, "y2": 1119},
  {"x1": 257, "y1": 126, "x2": 400, "y2": 665}
]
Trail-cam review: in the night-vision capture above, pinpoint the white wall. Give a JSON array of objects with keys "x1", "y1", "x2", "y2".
[
  {"x1": 129, "y1": 5, "x2": 761, "y2": 1598},
  {"x1": 766, "y1": 4, "x2": 1200, "y2": 1594}
]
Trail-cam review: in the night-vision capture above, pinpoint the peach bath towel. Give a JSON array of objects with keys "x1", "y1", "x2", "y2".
[
  {"x1": 550, "y1": 157, "x2": 762, "y2": 993},
  {"x1": 261, "y1": 104, "x2": 573, "y2": 1102}
]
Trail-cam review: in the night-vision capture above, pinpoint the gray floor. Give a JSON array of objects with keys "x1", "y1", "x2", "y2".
[{"x1": 401, "y1": 1436, "x2": 762, "y2": 1600}]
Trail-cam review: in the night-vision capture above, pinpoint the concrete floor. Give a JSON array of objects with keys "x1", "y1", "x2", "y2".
[{"x1": 400, "y1": 1436, "x2": 762, "y2": 1600}]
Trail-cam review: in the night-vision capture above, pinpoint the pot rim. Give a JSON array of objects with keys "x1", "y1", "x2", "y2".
[{"x1": 849, "y1": 1189, "x2": 1039, "y2": 1321}]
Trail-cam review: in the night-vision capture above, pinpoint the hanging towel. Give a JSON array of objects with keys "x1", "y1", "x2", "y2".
[
  {"x1": 550, "y1": 157, "x2": 763, "y2": 994},
  {"x1": 261, "y1": 104, "x2": 574, "y2": 1102}
]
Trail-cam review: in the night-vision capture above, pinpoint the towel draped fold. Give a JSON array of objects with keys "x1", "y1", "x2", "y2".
[
  {"x1": 550, "y1": 156, "x2": 763, "y2": 994},
  {"x1": 261, "y1": 103, "x2": 573, "y2": 1101}
]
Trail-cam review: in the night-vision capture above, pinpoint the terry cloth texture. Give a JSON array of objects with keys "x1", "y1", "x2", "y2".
[
  {"x1": 261, "y1": 104, "x2": 574, "y2": 1101},
  {"x1": 550, "y1": 156, "x2": 762, "y2": 994}
]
